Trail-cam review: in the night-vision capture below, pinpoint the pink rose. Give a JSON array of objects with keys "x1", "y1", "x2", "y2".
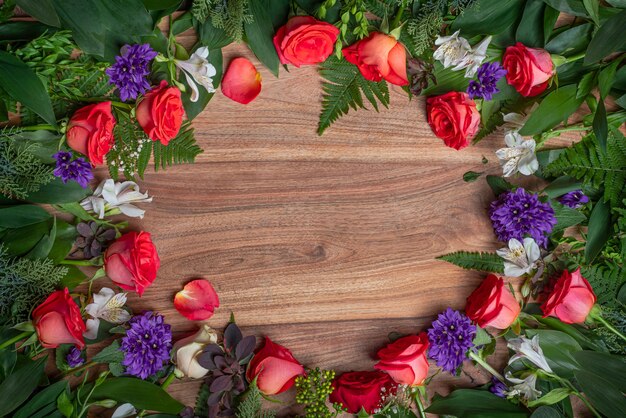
[
  {"x1": 374, "y1": 333, "x2": 429, "y2": 386},
  {"x1": 503, "y1": 43, "x2": 554, "y2": 97},
  {"x1": 246, "y1": 337, "x2": 304, "y2": 395}
]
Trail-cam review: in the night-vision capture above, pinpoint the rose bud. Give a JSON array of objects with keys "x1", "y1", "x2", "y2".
[
  {"x1": 66, "y1": 101, "x2": 116, "y2": 166},
  {"x1": 174, "y1": 279, "x2": 220, "y2": 321},
  {"x1": 503, "y1": 43, "x2": 554, "y2": 97},
  {"x1": 426, "y1": 91, "x2": 480, "y2": 150},
  {"x1": 374, "y1": 333, "x2": 429, "y2": 386},
  {"x1": 328, "y1": 371, "x2": 397, "y2": 414},
  {"x1": 104, "y1": 231, "x2": 160, "y2": 296},
  {"x1": 136, "y1": 80, "x2": 184, "y2": 145},
  {"x1": 32, "y1": 288, "x2": 86, "y2": 349},
  {"x1": 221, "y1": 57, "x2": 262, "y2": 105},
  {"x1": 541, "y1": 268, "x2": 596, "y2": 324},
  {"x1": 343, "y1": 32, "x2": 409, "y2": 86},
  {"x1": 246, "y1": 337, "x2": 304, "y2": 395},
  {"x1": 273, "y1": 16, "x2": 339, "y2": 67},
  {"x1": 466, "y1": 274, "x2": 521, "y2": 329},
  {"x1": 173, "y1": 324, "x2": 218, "y2": 379}
]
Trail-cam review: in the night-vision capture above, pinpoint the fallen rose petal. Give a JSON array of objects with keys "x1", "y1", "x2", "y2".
[
  {"x1": 174, "y1": 279, "x2": 220, "y2": 321},
  {"x1": 221, "y1": 57, "x2": 262, "y2": 104}
]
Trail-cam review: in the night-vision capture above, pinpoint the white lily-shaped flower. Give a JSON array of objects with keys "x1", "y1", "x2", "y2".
[
  {"x1": 462, "y1": 35, "x2": 492, "y2": 77},
  {"x1": 502, "y1": 103, "x2": 539, "y2": 132},
  {"x1": 111, "y1": 403, "x2": 136, "y2": 418},
  {"x1": 433, "y1": 30, "x2": 472, "y2": 69},
  {"x1": 175, "y1": 46, "x2": 216, "y2": 102},
  {"x1": 495, "y1": 131, "x2": 539, "y2": 177},
  {"x1": 81, "y1": 179, "x2": 152, "y2": 219},
  {"x1": 84, "y1": 287, "x2": 131, "y2": 340},
  {"x1": 505, "y1": 372, "x2": 542, "y2": 401},
  {"x1": 497, "y1": 238, "x2": 540, "y2": 277},
  {"x1": 508, "y1": 335, "x2": 553, "y2": 373}
]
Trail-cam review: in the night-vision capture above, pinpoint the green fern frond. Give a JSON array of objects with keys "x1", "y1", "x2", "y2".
[
  {"x1": 194, "y1": 382, "x2": 210, "y2": 417},
  {"x1": 473, "y1": 111, "x2": 504, "y2": 144},
  {"x1": 437, "y1": 251, "x2": 504, "y2": 273},
  {"x1": 236, "y1": 381, "x2": 276, "y2": 418},
  {"x1": 318, "y1": 56, "x2": 390, "y2": 135},
  {"x1": 194, "y1": 0, "x2": 251, "y2": 42},
  {"x1": 152, "y1": 121, "x2": 203, "y2": 171},
  {"x1": 544, "y1": 130, "x2": 626, "y2": 206},
  {"x1": 581, "y1": 262, "x2": 625, "y2": 308},
  {"x1": 0, "y1": 138, "x2": 54, "y2": 199}
]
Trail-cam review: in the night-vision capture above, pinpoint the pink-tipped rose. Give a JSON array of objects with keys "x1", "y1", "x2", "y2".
[
  {"x1": 503, "y1": 43, "x2": 554, "y2": 97},
  {"x1": 32, "y1": 288, "x2": 86, "y2": 349},
  {"x1": 66, "y1": 102, "x2": 115, "y2": 166},
  {"x1": 174, "y1": 279, "x2": 220, "y2": 321},
  {"x1": 466, "y1": 274, "x2": 521, "y2": 329},
  {"x1": 541, "y1": 268, "x2": 596, "y2": 324},
  {"x1": 246, "y1": 337, "x2": 304, "y2": 395},
  {"x1": 374, "y1": 333, "x2": 429, "y2": 386},
  {"x1": 273, "y1": 16, "x2": 339, "y2": 67},
  {"x1": 343, "y1": 32, "x2": 409, "y2": 86}
]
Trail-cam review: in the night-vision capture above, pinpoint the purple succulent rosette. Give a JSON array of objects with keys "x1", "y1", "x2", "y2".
[{"x1": 427, "y1": 308, "x2": 476, "y2": 374}]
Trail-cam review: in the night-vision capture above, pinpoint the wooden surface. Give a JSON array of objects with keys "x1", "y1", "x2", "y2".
[{"x1": 93, "y1": 42, "x2": 579, "y2": 416}]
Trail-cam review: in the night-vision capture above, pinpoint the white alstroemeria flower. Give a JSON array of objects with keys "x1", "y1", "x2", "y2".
[
  {"x1": 111, "y1": 403, "x2": 137, "y2": 418},
  {"x1": 497, "y1": 238, "x2": 540, "y2": 277},
  {"x1": 81, "y1": 179, "x2": 152, "y2": 219},
  {"x1": 463, "y1": 35, "x2": 491, "y2": 77},
  {"x1": 508, "y1": 335, "x2": 553, "y2": 373},
  {"x1": 84, "y1": 287, "x2": 131, "y2": 340},
  {"x1": 495, "y1": 131, "x2": 539, "y2": 177},
  {"x1": 433, "y1": 30, "x2": 472, "y2": 69},
  {"x1": 503, "y1": 103, "x2": 539, "y2": 132},
  {"x1": 505, "y1": 372, "x2": 542, "y2": 401},
  {"x1": 175, "y1": 47, "x2": 216, "y2": 102}
]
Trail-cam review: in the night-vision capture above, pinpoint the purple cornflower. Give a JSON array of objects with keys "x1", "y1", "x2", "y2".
[
  {"x1": 467, "y1": 62, "x2": 507, "y2": 101},
  {"x1": 53, "y1": 151, "x2": 93, "y2": 188},
  {"x1": 427, "y1": 308, "x2": 476, "y2": 374},
  {"x1": 106, "y1": 44, "x2": 158, "y2": 102},
  {"x1": 120, "y1": 311, "x2": 172, "y2": 380},
  {"x1": 489, "y1": 188, "x2": 557, "y2": 248},
  {"x1": 558, "y1": 190, "x2": 589, "y2": 209},
  {"x1": 66, "y1": 347, "x2": 84, "y2": 368},
  {"x1": 489, "y1": 377, "x2": 508, "y2": 398}
]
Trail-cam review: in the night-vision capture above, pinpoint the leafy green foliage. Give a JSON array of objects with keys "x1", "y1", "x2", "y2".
[
  {"x1": 0, "y1": 136, "x2": 54, "y2": 199},
  {"x1": 544, "y1": 131, "x2": 626, "y2": 207},
  {"x1": 236, "y1": 380, "x2": 276, "y2": 418},
  {"x1": 437, "y1": 251, "x2": 504, "y2": 273},
  {"x1": 192, "y1": 0, "x2": 252, "y2": 42},
  {"x1": 152, "y1": 121, "x2": 203, "y2": 171},
  {"x1": 318, "y1": 56, "x2": 390, "y2": 135},
  {"x1": 0, "y1": 246, "x2": 66, "y2": 325},
  {"x1": 581, "y1": 262, "x2": 625, "y2": 308},
  {"x1": 593, "y1": 306, "x2": 626, "y2": 355},
  {"x1": 194, "y1": 381, "x2": 210, "y2": 417}
]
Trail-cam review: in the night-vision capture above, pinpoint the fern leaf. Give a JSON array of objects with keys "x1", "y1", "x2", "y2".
[
  {"x1": 437, "y1": 251, "x2": 504, "y2": 273},
  {"x1": 473, "y1": 111, "x2": 504, "y2": 144},
  {"x1": 194, "y1": 382, "x2": 210, "y2": 417},
  {"x1": 318, "y1": 56, "x2": 389, "y2": 135},
  {"x1": 152, "y1": 121, "x2": 203, "y2": 171},
  {"x1": 580, "y1": 262, "x2": 625, "y2": 308},
  {"x1": 0, "y1": 138, "x2": 54, "y2": 199},
  {"x1": 236, "y1": 380, "x2": 275, "y2": 418}
]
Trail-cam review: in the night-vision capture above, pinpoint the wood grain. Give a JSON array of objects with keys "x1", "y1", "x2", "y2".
[{"x1": 91, "y1": 40, "x2": 582, "y2": 416}]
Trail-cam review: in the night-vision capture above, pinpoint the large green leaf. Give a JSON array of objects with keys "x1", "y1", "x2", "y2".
[
  {"x1": 517, "y1": 0, "x2": 548, "y2": 47},
  {"x1": 13, "y1": 381, "x2": 68, "y2": 418},
  {"x1": 573, "y1": 351, "x2": 626, "y2": 391},
  {"x1": 0, "y1": 356, "x2": 46, "y2": 416},
  {"x1": 575, "y1": 370, "x2": 626, "y2": 418},
  {"x1": 25, "y1": 217, "x2": 57, "y2": 259},
  {"x1": 0, "y1": 51, "x2": 56, "y2": 126},
  {"x1": 26, "y1": 177, "x2": 91, "y2": 204},
  {"x1": 551, "y1": 202, "x2": 587, "y2": 234},
  {"x1": 426, "y1": 389, "x2": 528, "y2": 418},
  {"x1": 0, "y1": 205, "x2": 50, "y2": 229},
  {"x1": 15, "y1": 0, "x2": 60, "y2": 27},
  {"x1": 585, "y1": 199, "x2": 611, "y2": 262},
  {"x1": 518, "y1": 85, "x2": 585, "y2": 136},
  {"x1": 451, "y1": 0, "x2": 526, "y2": 36},
  {"x1": 91, "y1": 378, "x2": 184, "y2": 414},
  {"x1": 584, "y1": 9, "x2": 626, "y2": 64},
  {"x1": 422, "y1": 62, "x2": 470, "y2": 96},
  {"x1": 545, "y1": 23, "x2": 593, "y2": 55},
  {"x1": 530, "y1": 406, "x2": 564, "y2": 418},
  {"x1": 244, "y1": 0, "x2": 280, "y2": 77},
  {"x1": 542, "y1": 0, "x2": 588, "y2": 16}
]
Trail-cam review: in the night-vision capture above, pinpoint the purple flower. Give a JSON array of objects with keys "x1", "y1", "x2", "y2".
[
  {"x1": 467, "y1": 62, "x2": 507, "y2": 101},
  {"x1": 489, "y1": 377, "x2": 508, "y2": 398},
  {"x1": 558, "y1": 190, "x2": 589, "y2": 209},
  {"x1": 120, "y1": 311, "x2": 172, "y2": 380},
  {"x1": 489, "y1": 188, "x2": 557, "y2": 248},
  {"x1": 106, "y1": 44, "x2": 158, "y2": 102},
  {"x1": 66, "y1": 347, "x2": 84, "y2": 368},
  {"x1": 427, "y1": 308, "x2": 476, "y2": 374},
  {"x1": 53, "y1": 151, "x2": 93, "y2": 188}
]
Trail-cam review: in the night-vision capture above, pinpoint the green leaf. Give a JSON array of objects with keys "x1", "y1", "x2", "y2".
[
  {"x1": 437, "y1": 251, "x2": 504, "y2": 273},
  {"x1": 551, "y1": 202, "x2": 586, "y2": 234},
  {"x1": 426, "y1": 389, "x2": 528, "y2": 418},
  {"x1": 575, "y1": 370, "x2": 626, "y2": 418},
  {"x1": 1, "y1": 221, "x2": 49, "y2": 256},
  {"x1": 517, "y1": 0, "x2": 548, "y2": 47},
  {"x1": 582, "y1": 0, "x2": 600, "y2": 25},
  {"x1": 584, "y1": 9, "x2": 626, "y2": 65},
  {"x1": 196, "y1": 17, "x2": 232, "y2": 49},
  {"x1": 542, "y1": 0, "x2": 588, "y2": 16},
  {"x1": 542, "y1": 176, "x2": 582, "y2": 198},
  {"x1": 15, "y1": 0, "x2": 60, "y2": 27},
  {"x1": 0, "y1": 51, "x2": 56, "y2": 126},
  {"x1": 59, "y1": 266, "x2": 87, "y2": 290},
  {"x1": 171, "y1": 11, "x2": 193, "y2": 35},
  {"x1": 0, "y1": 205, "x2": 50, "y2": 228},
  {"x1": 463, "y1": 171, "x2": 483, "y2": 182},
  {"x1": 524, "y1": 329, "x2": 581, "y2": 378},
  {"x1": 527, "y1": 388, "x2": 571, "y2": 408},
  {"x1": 543, "y1": 6, "x2": 561, "y2": 43},
  {"x1": 572, "y1": 351, "x2": 626, "y2": 391},
  {"x1": 598, "y1": 58, "x2": 621, "y2": 99},
  {"x1": 585, "y1": 199, "x2": 612, "y2": 262},
  {"x1": 47, "y1": 219, "x2": 77, "y2": 264},
  {"x1": 575, "y1": 70, "x2": 596, "y2": 99},
  {"x1": 0, "y1": 356, "x2": 46, "y2": 416},
  {"x1": 91, "y1": 378, "x2": 185, "y2": 414},
  {"x1": 518, "y1": 85, "x2": 585, "y2": 136},
  {"x1": 25, "y1": 216, "x2": 57, "y2": 259},
  {"x1": 56, "y1": 390, "x2": 73, "y2": 418},
  {"x1": 92, "y1": 340, "x2": 124, "y2": 364},
  {"x1": 592, "y1": 99, "x2": 608, "y2": 149},
  {"x1": 244, "y1": 0, "x2": 280, "y2": 77},
  {"x1": 13, "y1": 380, "x2": 68, "y2": 418},
  {"x1": 530, "y1": 406, "x2": 564, "y2": 418},
  {"x1": 545, "y1": 23, "x2": 593, "y2": 55},
  {"x1": 26, "y1": 177, "x2": 91, "y2": 204},
  {"x1": 422, "y1": 62, "x2": 470, "y2": 96},
  {"x1": 486, "y1": 175, "x2": 514, "y2": 196},
  {"x1": 451, "y1": 0, "x2": 526, "y2": 36}
]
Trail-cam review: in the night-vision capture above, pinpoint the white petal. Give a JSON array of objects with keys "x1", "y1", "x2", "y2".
[
  {"x1": 183, "y1": 70, "x2": 200, "y2": 102},
  {"x1": 84, "y1": 318, "x2": 100, "y2": 340},
  {"x1": 523, "y1": 238, "x2": 540, "y2": 264},
  {"x1": 118, "y1": 204, "x2": 146, "y2": 219},
  {"x1": 112, "y1": 403, "x2": 137, "y2": 418},
  {"x1": 504, "y1": 262, "x2": 527, "y2": 277}
]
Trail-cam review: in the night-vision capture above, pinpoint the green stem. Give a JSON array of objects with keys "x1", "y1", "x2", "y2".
[
  {"x1": 390, "y1": 0, "x2": 407, "y2": 30},
  {"x1": 468, "y1": 351, "x2": 505, "y2": 383},
  {"x1": 559, "y1": 379, "x2": 602, "y2": 418},
  {"x1": 414, "y1": 390, "x2": 426, "y2": 418},
  {"x1": 59, "y1": 259, "x2": 94, "y2": 266},
  {"x1": 64, "y1": 361, "x2": 97, "y2": 377},
  {"x1": 21, "y1": 124, "x2": 57, "y2": 132},
  {"x1": 594, "y1": 315, "x2": 626, "y2": 343},
  {"x1": 0, "y1": 330, "x2": 33, "y2": 351},
  {"x1": 562, "y1": 52, "x2": 585, "y2": 65}
]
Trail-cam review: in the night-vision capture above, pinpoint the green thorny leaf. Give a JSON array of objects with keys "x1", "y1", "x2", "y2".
[
  {"x1": 236, "y1": 380, "x2": 276, "y2": 418},
  {"x1": 0, "y1": 135, "x2": 54, "y2": 199},
  {"x1": 0, "y1": 245, "x2": 67, "y2": 325},
  {"x1": 437, "y1": 250, "x2": 505, "y2": 273},
  {"x1": 318, "y1": 55, "x2": 390, "y2": 135},
  {"x1": 192, "y1": 0, "x2": 252, "y2": 42},
  {"x1": 544, "y1": 130, "x2": 626, "y2": 208}
]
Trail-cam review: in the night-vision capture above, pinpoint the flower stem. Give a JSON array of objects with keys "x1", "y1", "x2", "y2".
[
  {"x1": 59, "y1": 259, "x2": 95, "y2": 266},
  {"x1": 559, "y1": 379, "x2": 602, "y2": 418},
  {"x1": 64, "y1": 361, "x2": 97, "y2": 376},
  {"x1": 413, "y1": 390, "x2": 426, "y2": 418},
  {"x1": 0, "y1": 330, "x2": 33, "y2": 351},
  {"x1": 21, "y1": 124, "x2": 57, "y2": 132},
  {"x1": 390, "y1": 0, "x2": 407, "y2": 30},
  {"x1": 594, "y1": 314, "x2": 626, "y2": 342},
  {"x1": 137, "y1": 371, "x2": 176, "y2": 417},
  {"x1": 468, "y1": 351, "x2": 505, "y2": 382},
  {"x1": 563, "y1": 52, "x2": 585, "y2": 65}
]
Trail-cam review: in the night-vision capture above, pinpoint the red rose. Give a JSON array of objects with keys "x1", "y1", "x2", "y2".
[
  {"x1": 329, "y1": 371, "x2": 397, "y2": 414},
  {"x1": 273, "y1": 16, "x2": 339, "y2": 67},
  {"x1": 136, "y1": 80, "x2": 184, "y2": 145},
  {"x1": 503, "y1": 43, "x2": 554, "y2": 97},
  {"x1": 246, "y1": 337, "x2": 304, "y2": 395},
  {"x1": 343, "y1": 32, "x2": 409, "y2": 86},
  {"x1": 104, "y1": 231, "x2": 160, "y2": 296},
  {"x1": 466, "y1": 274, "x2": 521, "y2": 329},
  {"x1": 541, "y1": 268, "x2": 596, "y2": 324},
  {"x1": 426, "y1": 91, "x2": 480, "y2": 150},
  {"x1": 374, "y1": 333, "x2": 429, "y2": 386},
  {"x1": 32, "y1": 288, "x2": 86, "y2": 349},
  {"x1": 66, "y1": 101, "x2": 115, "y2": 166}
]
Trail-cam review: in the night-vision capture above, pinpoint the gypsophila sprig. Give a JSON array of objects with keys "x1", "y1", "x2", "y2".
[
  {"x1": 427, "y1": 308, "x2": 476, "y2": 374},
  {"x1": 106, "y1": 44, "x2": 157, "y2": 102},
  {"x1": 120, "y1": 311, "x2": 172, "y2": 380},
  {"x1": 295, "y1": 368, "x2": 340, "y2": 418}
]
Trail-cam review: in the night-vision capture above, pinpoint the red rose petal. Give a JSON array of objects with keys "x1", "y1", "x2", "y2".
[
  {"x1": 221, "y1": 57, "x2": 262, "y2": 104},
  {"x1": 174, "y1": 279, "x2": 220, "y2": 321}
]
